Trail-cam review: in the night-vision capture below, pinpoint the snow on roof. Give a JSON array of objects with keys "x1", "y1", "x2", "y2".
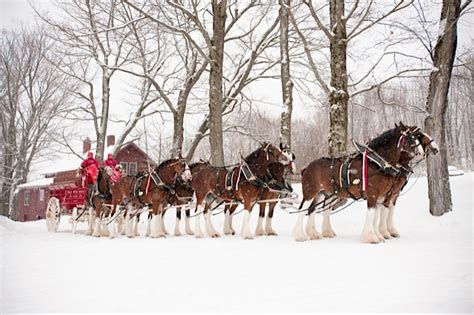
[{"x1": 17, "y1": 177, "x2": 54, "y2": 189}]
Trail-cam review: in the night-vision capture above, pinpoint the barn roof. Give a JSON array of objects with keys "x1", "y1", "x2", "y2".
[{"x1": 17, "y1": 177, "x2": 54, "y2": 189}]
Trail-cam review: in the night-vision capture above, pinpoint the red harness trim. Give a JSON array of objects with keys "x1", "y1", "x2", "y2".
[{"x1": 362, "y1": 149, "x2": 368, "y2": 191}]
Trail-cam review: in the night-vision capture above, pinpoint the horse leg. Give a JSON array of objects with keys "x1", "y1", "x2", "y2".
[
  {"x1": 224, "y1": 204, "x2": 237, "y2": 235},
  {"x1": 321, "y1": 195, "x2": 337, "y2": 238},
  {"x1": 150, "y1": 204, "x2": 165, "y2": 238},
  {"x1": 174, "y1": 206, "x2": 182, "y2": 236},
  {"x1": 387, "y1": 202, "x2": 400, "y2": 238},
  {"x1": 293, "y1": 199, "x2": 311, "y2": 242},
  {"x1": 265, "y1": 202, "x2": 277, "y2": 236},
  {"x1": 133, "y1": 210, "x2": 140, "y2": 237},
  {"x1": 361, "y1": 198, "x2": 381, "y2": 244},
  {"x1": 223, "y1": 205, "x2": 232, "y2": 235},
  {"x1": 373, "y1": 203, "x2": 385, "y2": 242},
  {"x1": 145, "y1": 210, "x2": 152, "y2": 237},
  {"x1": 255, "y1": 203, "x2": 266, "y2": 236},
  {"x1": 241, "y1": 200, "x2": 254, "y2": 240},
  {"x1": 85, "y1": 206, "x2": 94, "y2": 236},
  {"x1": 92, "y1": 202, "x2": 102, "y2": 237},
  {"x1": 100, "y1": 213, "x2": 110, "y2": 237},
  {"x1": 379, "y1": 202, "x2": 392, "y2": 239},
  {"x1": 161, "y1": 208, "x2": 169, "y2": 236},
  {"x1": 124, "y1": 204, "x2": 134, "y2": 238},
  {"x1": 229, "y1": 206, "x2": 236, "y2": 235},
  {"x1": 108, "y1": 210, "x2": 118, "y2": 239},
  {"x1": 194, "y1": 199, "x2": 204, "y2": 239},
  {"x1": 184, "y1": 208, "x2": 193, "y2": 235},
  {"x1": 204, "y1": 202, "x2": 220, "y2": 238},
  {"x1": 116, "y1": 210, "x2": 125, "y2": 236}
]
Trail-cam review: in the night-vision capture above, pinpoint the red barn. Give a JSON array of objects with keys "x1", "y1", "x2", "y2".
[{"x1": 16, "y1": 136, "x2": 156, "y2": 222}]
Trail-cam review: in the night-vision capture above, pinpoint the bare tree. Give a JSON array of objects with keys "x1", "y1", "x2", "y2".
[
  {"x1": 36, "y1": 0, "x2": 138, "y2": 161},
  {"x1": 0, "y1": 26, "x2": 75, "y2": 218},
  {"x1": 425, "y1": 0, "x2": 467, "y2": 216},
  {"x1": 279, "y1": 0, "x2": 294, "y2": 148},
  {"x1": 292, "y1": 0, "x2": 412, "y2": 156},
  {"x1": 121, "y1": 1, "x2": 209, "y2": 158}
]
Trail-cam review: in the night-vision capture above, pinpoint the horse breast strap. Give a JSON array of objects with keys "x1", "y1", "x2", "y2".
[{"x1": 352, "y1": 140, "x2": 400, "y2": 176}]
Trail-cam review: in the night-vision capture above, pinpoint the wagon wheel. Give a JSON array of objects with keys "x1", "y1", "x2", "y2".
[{"x1": 46, "y1": 197, "x2": 61, "y2": 232}]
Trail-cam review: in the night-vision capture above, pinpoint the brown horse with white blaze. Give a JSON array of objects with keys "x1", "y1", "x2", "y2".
[
  {"x1": 191, "y1": 142, "x2": 294, "y2": 239},
  {"x1": 378, "y1": 126, "x2": 439, "y2": 239},
  {"x1": 295, "y1": 123, "x2": 424, "y2": 243}
]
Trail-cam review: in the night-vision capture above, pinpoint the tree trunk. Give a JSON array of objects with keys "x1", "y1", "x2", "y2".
[
  {"x1": 424, "y1": 0, "x2": 460, "y2": 216},
  {"x1": 171, "y1": 106, "x2": 186, "y2": 158},
  {"x1": 96, "y1": 68, "x2": 111, "y2": 162},
  {"x1": 186, "y1": 117, "x2": 209, "y2": 162},
  {"x1": 0, "y1": 121, "x2": 15, "y2": 217},
  {"x1": 328, "y1": 0, "x2": 349, "y2": 157},
  {"x1": 208, "y1": 0, "x2": 227, "y2": 166},
  {"x1": 279, "y1": 0, "x2": 293, "y2": 149}
]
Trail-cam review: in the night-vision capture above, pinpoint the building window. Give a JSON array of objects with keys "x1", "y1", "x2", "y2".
[
  {"x1": 120, "y1": 162, "x2": 128, "y2": 175},
  {"x1": 24, "y1": 191, "x2": 30, "y2": 206},
  {"x1": 39, "y1": 189, "x2": 45, "y2": 202},
  {"x1": 129, "y1": 162, "x2": 137, "y2": 176}
]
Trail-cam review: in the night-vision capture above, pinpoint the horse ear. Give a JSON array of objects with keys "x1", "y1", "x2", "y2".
[
  {"x1": 399, "y1": 121, "x2": 405, "y2": 128},
  {"x1": 279, "y1": 142, "x2": 284, "y2": 150},
  {"x1": 395, "y1": 122, "x2": 399, "y2": 128}
]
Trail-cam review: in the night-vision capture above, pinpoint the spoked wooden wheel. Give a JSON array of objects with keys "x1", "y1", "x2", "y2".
[{"x1": 46, "y1": 197, "x2": 61, "y2": 232}]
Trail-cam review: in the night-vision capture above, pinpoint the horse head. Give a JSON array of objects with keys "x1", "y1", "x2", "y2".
[
  {"x1": 411, "y1": 127, "x2": 439, "y2": 157},
  {"x1": 396, "y1": 122, "x2": 425, "y2": 162},
  {"x1": 279, "y1": 143, "x2": 297, "y2": 174},
  {"x1": 157, "y1": 156, "x2": 192, "y2": 184}
]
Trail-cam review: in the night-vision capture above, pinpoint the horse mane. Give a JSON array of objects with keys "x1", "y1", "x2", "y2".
[
  {"x1": 244, "y1": 145, "x2": 267, "y2": 164},
  {"x1": 367, "y1": 126, "x2": 400, "y2": 150},
  {"x1": 189, "y1": 161, "x2": 207, "y2": 169},
  {"x1": 155, "y1": 158, "x2": 178, "y2": 172}
]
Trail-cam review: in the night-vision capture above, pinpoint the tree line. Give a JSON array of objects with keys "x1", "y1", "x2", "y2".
[{"x1": 1, "y1": 0, "x2": 472, "y2": 218}]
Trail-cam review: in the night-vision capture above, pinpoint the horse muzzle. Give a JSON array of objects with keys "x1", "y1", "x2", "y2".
[{"x1": 182, "y1": 169, "x2": 193, "y2": 182}]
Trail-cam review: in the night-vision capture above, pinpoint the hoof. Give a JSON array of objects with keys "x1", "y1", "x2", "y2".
[
  {"x1": 361, "y1": 232, "x2": 381, "y2": 244},
  {"x1": 195, "y1": 233, "x2": 204, "y2": 239},
  {"x1": 322, "y1": 230, "x2": 336, "y2": 238},
  {"x1": 255, "y1": 229, "x2": 265, "y2": 236},
  {"x1": 307, "y1": 229, "x2": 322, "y2": 240},
  {"x1": 211, "y1": 233, "x2": 220, "y2": 238},
  {"x1": 295, "y1": 235, "x2": 308, "y2": 242},
  {"x1": 382, "y1": 232, "x2": 392, "y2": 239},
  {"x1": 390, "y1": 232, "x2": 400, "y2": 238},
  {"x1": 265, "y1": 230, "x2": 277, "y2": 236},
  {"x1": 242, "y1": 235, "x2": 254, "y2": 240}
]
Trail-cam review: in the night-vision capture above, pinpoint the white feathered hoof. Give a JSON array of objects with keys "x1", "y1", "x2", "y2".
[
  {"x1": 241, "y1": 232, "x2": 254, "y2": 240},
  {"x1": 389, "y1": 228, "x2": 400, "y2": 238},
  {"x1": 255, "y1": 227, "x2": 265, "y2": 236},
  {"x1": 92, "y1": 218, "x2": 101, "y2": 237},
  {"x1": 361, "y1": 231, "x2": 381, "y2": 244},
  {"x1": 380, "y1": 229, "x2": 392, "y2": 240},
  {"x1": 174, "y1": 229, "x2": 182, "y2": 237},
  {"x1": 185, "y1": 228, "x2": 194, "y2": 236},
  {"x1": 265, "y1": 228, "x2": 277, "y2": 236},
  {"x1": 223, "y1": 226, "x2": 233, "y2": 235},
  {"x1": 307, "y1": 228, "x2": 322, "y2": 240},
  {"x1": 322, "y1": 228, "x2": 336, "y2": 238},
  {"x1": 194, "y1": 231, "x2": 204, "y2": 239},
  {"x1": 294, "y1": 232, "x2": 308, "y2": 242}
]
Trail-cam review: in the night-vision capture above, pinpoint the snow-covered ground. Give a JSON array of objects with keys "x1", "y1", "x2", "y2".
[{"x1": 1, "y1": 174, "x2": 472, "y2": 313}]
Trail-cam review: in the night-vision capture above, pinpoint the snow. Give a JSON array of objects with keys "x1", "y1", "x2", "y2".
[
  {"x1": 16, "y1": 177, "x2": 53, "y2": 188},
  {"x1": 1, "y1": 173, "x2": 472, "y2": 313}
]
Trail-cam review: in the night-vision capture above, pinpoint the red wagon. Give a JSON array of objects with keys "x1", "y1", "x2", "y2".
[{"x1": 45, "y1": 170, "x2": 89, "y2": 233}]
